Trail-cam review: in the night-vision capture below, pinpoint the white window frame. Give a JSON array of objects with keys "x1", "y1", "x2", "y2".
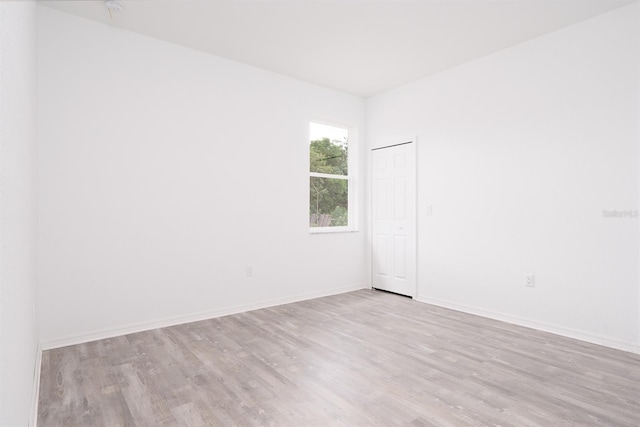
[{"x1": 309, "y1": 119, "x2": 358, "y2": 234}]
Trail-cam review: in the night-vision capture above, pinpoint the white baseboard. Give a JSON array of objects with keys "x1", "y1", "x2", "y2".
[
  {"x1": 30, "y1": 342, "x2": 42, "y2": 427},
  {"x1": 41, "y1": 284, "x2": 366, "y2": 350},
  {"x1": 415, "y1": 295, "x2": 640, "y2": 355}
]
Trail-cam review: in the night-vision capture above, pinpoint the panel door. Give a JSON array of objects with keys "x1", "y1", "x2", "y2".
[{"x1": 371, "y1": 142, "x2": 416, "y2": 297}]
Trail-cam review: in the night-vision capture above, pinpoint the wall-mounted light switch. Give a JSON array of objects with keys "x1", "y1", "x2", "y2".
[{"x1": 524, "y1": 274, "x2": 535, "y2": 287}]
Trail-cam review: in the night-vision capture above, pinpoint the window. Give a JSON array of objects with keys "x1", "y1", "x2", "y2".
[{"x1": 309, "y1": 121, "x2": 354, "y2": 231}]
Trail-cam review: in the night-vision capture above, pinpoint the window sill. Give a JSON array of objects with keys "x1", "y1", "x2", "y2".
[{"x1": 309, "y1": 227, "x2": 358, "y2": 234}]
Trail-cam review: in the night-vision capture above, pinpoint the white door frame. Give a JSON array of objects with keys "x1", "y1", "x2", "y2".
[{"x1": 370, "y1": 137, "x2": 417, "y2": 298}]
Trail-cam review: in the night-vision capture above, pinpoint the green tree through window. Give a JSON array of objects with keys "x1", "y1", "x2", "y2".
[{"x1": 309, "y1": 123, "x2": 350, "y2": 228}]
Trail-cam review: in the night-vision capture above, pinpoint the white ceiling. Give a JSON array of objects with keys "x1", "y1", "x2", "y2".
[{"x1": 40, "y1": 0, "x2": 636, "y2": 97}]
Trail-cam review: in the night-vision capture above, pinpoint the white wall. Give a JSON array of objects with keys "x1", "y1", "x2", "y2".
[
  {"x1": 637, "y1": 0, "x2": 640, "y2": 351},
  {"x1": 37, "y1": 6, "x2": 367, "y2": 346},
  {"x1": 637, "y1": 3, "x2": 640, "y2": 348},
  {"x1": 367, "y1": 3, "x2": 640, "y2": 351},
  {"x1": 0, "y1": 1, "x2": 39, "y2": 426}
]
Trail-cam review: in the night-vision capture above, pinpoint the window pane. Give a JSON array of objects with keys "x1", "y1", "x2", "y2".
[
  {"x1": 309, "y1": 176, "x2": 348, "y2": 227},
  {"x1": 310, "y1": 123, "x2": 348, "y2": 175}
]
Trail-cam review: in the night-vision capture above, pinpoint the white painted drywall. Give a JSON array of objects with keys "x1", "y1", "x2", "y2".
[
  {"x1": 37, "y1": 6, "x2": 366, "y2": 345},
  {"x1": 637, "y1": 5, "x2": 640, "y2": 349},
  {"x1": 0, "y1": 1, "x2": 39, "y2": 425},
  {"x1": 367, "y1": 3, "x2": 640, "y2": 351}
]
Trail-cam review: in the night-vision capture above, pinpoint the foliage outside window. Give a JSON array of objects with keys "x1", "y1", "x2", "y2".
[{"x1": 309, "y1": 122, "x2": 350, "y2": 230}]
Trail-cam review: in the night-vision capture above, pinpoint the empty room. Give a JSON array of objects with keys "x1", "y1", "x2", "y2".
[{"x1": 1, "y1": 0, "x2": 639, "y2": 425}]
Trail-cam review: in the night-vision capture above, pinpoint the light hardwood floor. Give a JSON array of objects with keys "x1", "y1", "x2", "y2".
[{"x1": 38, "y1": 290, "x2": 640, "y2": 426}]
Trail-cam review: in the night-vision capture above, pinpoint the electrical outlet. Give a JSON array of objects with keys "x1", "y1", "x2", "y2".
[
  {"x1": 246, "y1": 265, "x2": 253, "y2": 277},
  {"x1": 524, "y1": 274, "x2": 535, "y2": 288}
]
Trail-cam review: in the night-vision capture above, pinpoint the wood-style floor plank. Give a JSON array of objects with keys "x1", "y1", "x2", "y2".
[{"x1": 38, "y1": 290, "x2": 640, "y2": 426}]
